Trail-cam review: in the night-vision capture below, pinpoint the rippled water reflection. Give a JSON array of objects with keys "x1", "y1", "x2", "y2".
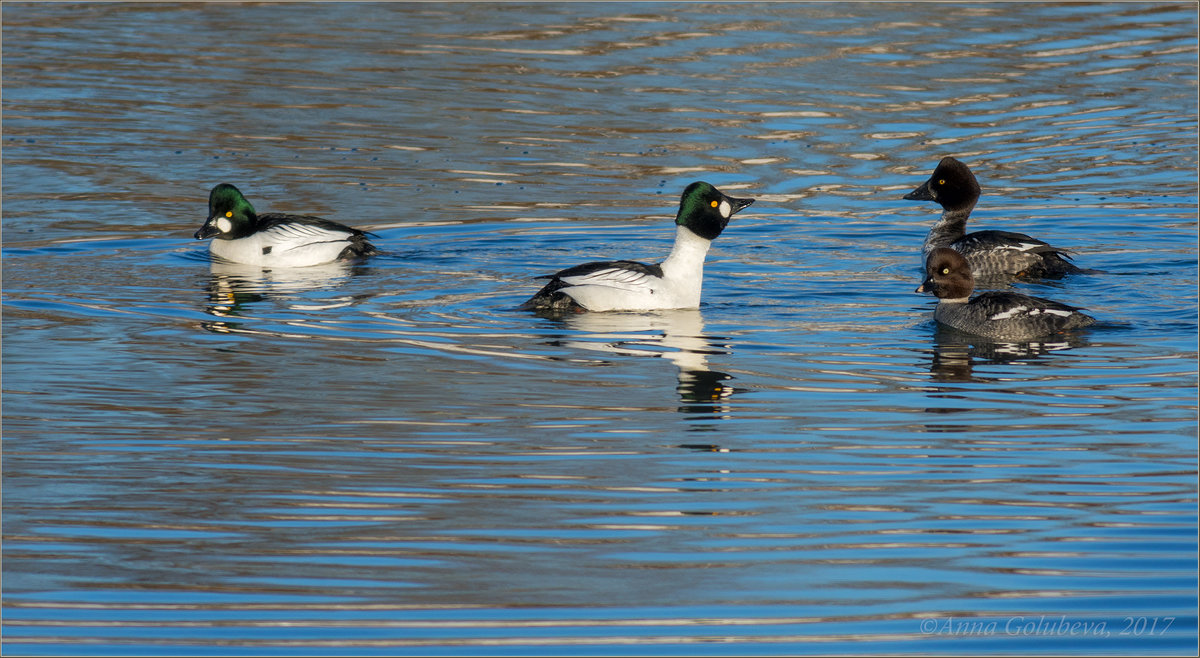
[{"x1": 3, "y1": 2, "x2": 1197, "y2": 654}]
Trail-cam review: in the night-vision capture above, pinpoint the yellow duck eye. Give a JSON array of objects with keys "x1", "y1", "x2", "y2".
[
  {"x1": 941, "y1": 267, "x2": 951, "y2": 275},
  {"x1": 937, "y1": 179, "x2": 946, "y2": 186},
  {"x1": 710, "y1": 200, "x2": 720, "y2": 208},
  {"x1": 225, "y1": 211, "x2": 233, "y2": 218}
]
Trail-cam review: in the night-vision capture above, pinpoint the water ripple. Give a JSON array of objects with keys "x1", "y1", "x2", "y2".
[{"x1": 3, "y1": 2, "x2": 1196, "y2": 654}]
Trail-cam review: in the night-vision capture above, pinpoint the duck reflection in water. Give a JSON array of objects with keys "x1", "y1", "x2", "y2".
[
  {"x1": 925, "y1": 323, "x2": 1093, "y2": 385},
  {"x1": 200, "y1": 260, "x2": 372, "y2": 334},
  {"x1": 541, "y1": 308, "x2": 738, "y2": 419}
]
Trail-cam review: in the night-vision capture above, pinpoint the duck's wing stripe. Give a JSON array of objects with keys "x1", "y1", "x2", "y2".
[
  {"x1": 547, "y1": 259, "x2": 662, "y2": 279},
  {"x1": 960, "y1": 230, "x2": 1069, "y2": 255},
  {"x1": 542, "y1": 260, "x2": 661, "y2": 292},
  {"x1": 258, "y1": 223, "x2": 355, "y2": 252},
  {"x1": 562, "y1": 267, "x2": 651, "y2": 288}
]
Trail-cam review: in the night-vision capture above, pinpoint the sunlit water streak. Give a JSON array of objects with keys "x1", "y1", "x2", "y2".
[{"x1": 3, "y1": 2, "x2": 1197, "y2": 654}]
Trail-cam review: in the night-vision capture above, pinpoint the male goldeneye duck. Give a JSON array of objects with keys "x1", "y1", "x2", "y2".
[
  {"x1": 904, "y1": 157, "x2": 1082, "y2": 279},
  {"x1": 916, "y1": 247, "x2": 1095, "y2": 340},
  {"x1": 193, "y1": 183, "x2": 378, "y2": 267},
  {"x1": 519, "y1": 181, "x2": 754, "y2": 313}
]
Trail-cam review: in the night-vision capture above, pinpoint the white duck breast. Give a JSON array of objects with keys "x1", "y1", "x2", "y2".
[
  {"x1": 210, "y1": 221, "x2": 363, "y2": 268},
  {"x1": 553, "y1": 226, "x2": 713, "y2": 312}
]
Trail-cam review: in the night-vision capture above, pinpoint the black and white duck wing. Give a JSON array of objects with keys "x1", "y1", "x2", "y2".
[
  {"x1": 256, "y1": 214, "x2": 377, "y2": 257},
  {"x1": 551, "y1": 260, "x2": 664, "y2": 293},
  {"x1": 956, "y1": 229, "x2": 1053, "y2": 253},
  {"x1": 519, "y1": 260, "x2": 665, "y2": 312},
  {"x1": 970, "y1": 291, "x2": 1095, "y2": 337},
  {"x1": 956, "y1": 230, "x2": 1080, "y2": 278}
]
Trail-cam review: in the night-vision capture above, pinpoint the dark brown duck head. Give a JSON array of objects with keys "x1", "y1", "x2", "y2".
[
  {"x1": 916, "y1": 247, "x2": 975, "y2": 301},
  {"x1": 903, "y1": 156, "x2": 981, "y2": 214}
]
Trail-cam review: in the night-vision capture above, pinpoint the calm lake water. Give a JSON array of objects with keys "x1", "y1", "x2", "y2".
[{"x1": 3, "y1": 2, "x2": 1197, "y2": 654}]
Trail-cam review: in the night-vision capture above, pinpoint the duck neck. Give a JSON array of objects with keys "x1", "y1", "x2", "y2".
[
  {"x1": 660, "y1": 225, "x2": 713, "y2": 280},
  {"x1": 937, "y1": 296, "x2": 971, "y2": 305},
  {"x1": 924, "y1": 207, "x2": 973, "y2": 253}
]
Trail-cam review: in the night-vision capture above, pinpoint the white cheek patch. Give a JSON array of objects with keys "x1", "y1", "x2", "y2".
[
  {"x1": 216, "y1": 217, "x2": 233, "y2": 234},
  {"x1": 718, "y1": 200, "x2": 732, "y2": 218}
]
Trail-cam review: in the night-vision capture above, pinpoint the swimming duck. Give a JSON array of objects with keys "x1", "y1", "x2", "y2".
[
  {"x1": 904, "y1": 157, "x2": 1081, "y2": 279},
  {"x1": 917, "y1": 247, "x2": 1095, "y2": 340},
  {"x1": 193, "y1": 183, "x2": 377, "y2": 267},
  {"x1": 520, "y1": 181, "x2": 754, "y2": 312}
]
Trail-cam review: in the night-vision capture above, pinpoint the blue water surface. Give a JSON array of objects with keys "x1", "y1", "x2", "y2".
[{"x1": 3, "y1": 2, "x2": 1197, "y2": 655}]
